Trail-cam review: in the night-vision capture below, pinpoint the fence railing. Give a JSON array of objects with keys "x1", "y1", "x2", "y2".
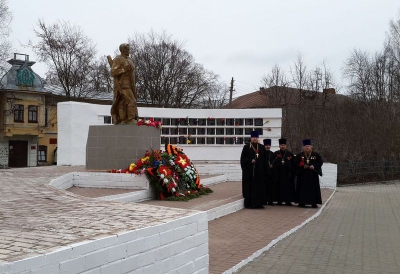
[{"x1": 337, "y1": 160, "x2": 400, "y2": 185}]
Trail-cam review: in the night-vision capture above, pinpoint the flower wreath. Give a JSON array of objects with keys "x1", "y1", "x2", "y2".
[{"x1": 109, "y1": 144, "x2": 210, "y2": 200}]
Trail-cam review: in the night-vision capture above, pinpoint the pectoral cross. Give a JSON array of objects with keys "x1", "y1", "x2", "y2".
[
  {"x1": 306, "y1": 159, "x2": 310, "y2": 164},
  {"x1": 256, "y1": 153, "x2": 259, "y2": 158}
]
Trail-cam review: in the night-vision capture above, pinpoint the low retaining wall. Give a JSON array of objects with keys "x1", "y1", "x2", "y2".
[
  {"x1": 194, "y1": 161, "x2": 337, "y2": 189},
  {"x1": 49, "y1": 172, "x2": 148, "y2": 190}
]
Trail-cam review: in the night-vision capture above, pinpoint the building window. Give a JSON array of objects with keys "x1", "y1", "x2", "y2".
[
  {"x1": 162, "y1": 118, "x2": 170, "y2": 125},
  {"x1": 161, "y1": 136, "x2": 169, "y2": 144},
  {"x1": 28, "y1": 105, "x2": 38, "y2": 123},
  {"x1": 207, "y1": 118, "x2": 216, "y2": 126},
  {"x1": 13, "y1": 104, "x2": 24, "y2": 122},
  {"x1": 226, "y1": 119, "x2": 235, "y2": 126},
  {"x1": 207, "y1": 128, "x2": 215, "y2": 135},
  {"x1": 197, "y1": 128, "x2": 206, "y2": 135},
  {"x1": 180, "y1": 128, "x2": 188, "y2": 135},
  {"x1": 49, "y1": 138, "x2": 57, "y2": 145},
  {"x1": 245, "y1": 119, "x2": 253, "y2": 125},
  {"x1": 226, "y1": 128, "x2": 234, "y2": 135},
  {"x1": 198, "y1": 119, "x2": 206, "y2": 126},
  {"x1": 255, "y1": 118, "x2": 263, "y2": 126},
  {"x1": 171, "y1": 118, "x2": 179, "y2": 126},
  {"x1": 216, "y1": 128, "x2": 225, "y2": 135},
  {"x1": 235, "y1": 119, "x2": 244, "y2": 126},
  {"x1": 207, "y1": 137, "x2": 215, "y2": 144},
  {"x1": 235, "y1": 128, "x2": 243, "y2": 135},
  {"x1": 38, "y1": 146, "x2": 47, "y2": 162},
  {"x1": 178, "y1": 136, "x2": 186, "y2": 144},
  {"x1": 245, "y1": 128, "x2": 253, "y2": 135},
  {"x1": 189, "y1": 128, "x2": 196, "y2": 135},
  {"x1": 104, "y1": 116, "x2": 112, "y2": 124}
]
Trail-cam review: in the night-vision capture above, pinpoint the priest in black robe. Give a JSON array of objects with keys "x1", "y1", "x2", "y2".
[
  {"x1": 273, "y1": 138, "x2": 296, "y2": 206},
  {"x1": 263, "y1": 138, "x2": 276, "y2": 206},
  {"x1": 295, "y1": 139, "x2": 323, "y2": 208},
  {"x1": 240, "y1": 131, "x2": 266, "y2": 208}
]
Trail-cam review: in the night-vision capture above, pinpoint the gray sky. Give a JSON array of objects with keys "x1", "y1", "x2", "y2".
[{"x1": 7, "y1": 0, "x2": 400, "y2": 96}]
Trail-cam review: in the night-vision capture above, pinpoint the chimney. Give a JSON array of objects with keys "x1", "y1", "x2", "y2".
[{"x1": 323, "y1": 88, "x2": 335, "y2": 95}]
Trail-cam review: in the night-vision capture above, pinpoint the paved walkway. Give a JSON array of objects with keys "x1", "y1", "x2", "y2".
[
  {"x1": 236, "y1": 182, "x2": 400, "y2": 274},
  {"x1": 0, "y1": 166, "x2": 195, "y2": 262},
  {"x1": 208, "y1": 189, "x2": 333, "y2": 274}
]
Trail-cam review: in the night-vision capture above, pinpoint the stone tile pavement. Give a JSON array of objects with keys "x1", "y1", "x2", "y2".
[
  {"x1": 0, "y1": 166, "x2": 196, "y2": 263},
  {"x1": 208, "y1": 189, "x2": 333, "y2": 274},
  {"x1": 236, "y1": 182, "x2": 400, "y2": 274}
]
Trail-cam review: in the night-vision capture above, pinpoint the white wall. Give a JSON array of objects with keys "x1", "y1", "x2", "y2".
[{"x1": 58, "y1": 102, "x2": 282, "y2": 166}]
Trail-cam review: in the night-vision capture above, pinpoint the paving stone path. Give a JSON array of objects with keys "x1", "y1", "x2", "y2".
[
  {"x1": 236, "y1": 182, "x2": 400, "y2": 274},
  {"x1": 0, "y1": 166, "x2": 195, "y2": 262}
]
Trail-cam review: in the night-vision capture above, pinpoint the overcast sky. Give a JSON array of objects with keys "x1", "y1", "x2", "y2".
[{"x1": 7, "y1": 0, "x2": 400, "y2": 96}]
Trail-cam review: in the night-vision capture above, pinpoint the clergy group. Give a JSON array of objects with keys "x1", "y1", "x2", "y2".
[{"x1": 240, "y1": 131, "x2": 323, "y2": 209}]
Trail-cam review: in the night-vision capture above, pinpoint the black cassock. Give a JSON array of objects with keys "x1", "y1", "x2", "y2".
[
  {"x1": 264, "y1": 150, "x2": 276, "y2": 203},
  {"x1": 295, "y1": 151, "x2": 323, "y2": 205},
  {"x1": 240, "y1": 143, "x2": 266, "y2": 208},
  {"x1": 273, "y1": 149, "x2": 296, "y2": 203}
]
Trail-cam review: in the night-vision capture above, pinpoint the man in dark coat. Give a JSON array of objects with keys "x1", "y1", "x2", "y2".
[
  {"x1": 240, "y1": 131, "x2": 266, "y2": 208},
  {"x1": 295, "y1": 139, "x2": 323, "y2": 208},
  {"x1": 273, "y1": 138, "x2": 296, "y2": 206},
  {"x1": 263, "y1": 138, "x2": 276, "y2": 206}
]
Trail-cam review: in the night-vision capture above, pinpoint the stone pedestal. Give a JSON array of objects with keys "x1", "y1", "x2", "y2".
[{"x1": 86, "y1": 125, "x2": 160, "y2": 170}]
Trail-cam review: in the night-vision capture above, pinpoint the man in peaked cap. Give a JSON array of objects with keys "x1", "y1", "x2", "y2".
[
  {"x1": 273, "y1": 138, "x2": 296, "y2": 206},
  {"x1": 263, "y1": 139, "x2": 276, "y2": 206},
  {"x1": 240, "y1": 131, "x2": 266, "y2": 208},
  {"x1": 295, "y1": 139, "x2": 323, "y2": 208}
]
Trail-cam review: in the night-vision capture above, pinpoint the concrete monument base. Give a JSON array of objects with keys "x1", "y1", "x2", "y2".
[{"x1": 86, "y1": 125, "x2": 160, "y2": 170}]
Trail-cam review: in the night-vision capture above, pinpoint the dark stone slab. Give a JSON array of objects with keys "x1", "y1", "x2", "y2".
[{"x1": 86, "y1": 125, "x2": 161, "y2": 170}]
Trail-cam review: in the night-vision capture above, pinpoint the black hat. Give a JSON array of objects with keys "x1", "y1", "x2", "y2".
[
  {"x1": 302, "y1": 139, "x2": 312, "y2": 146},
  {"x1": 250, "y1": 131, "x2": 259, "y2": 138},
  {"x1": 278, "y1": 138, "x2": 287, "y2": 145},
  {"x1": 263, "y1": 139, "x2": 271, "y2": 146}
]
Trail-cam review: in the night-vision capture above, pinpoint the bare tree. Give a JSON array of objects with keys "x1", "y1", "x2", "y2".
[
  {"x1": 30, "y1": 20, "x2": 97, "y2": 99},
  {"x1": 290, "y1": 54, "x2": 308, "y2": 105},
  {"x1": 129, "y1": 31, "x2": 227, "y2": 108},
  {"x1": 0, "y1": 0, "x2": 12, "y2": 75},
  {"x1": 261, "y1": 65, "x2": 290, "y2": 107},
  {"x1": 89, "y1": 56, "x2": 113, "y2": 93},
  {"x1": 198, "y1": 72, "x2": 229, "y2": 108}
]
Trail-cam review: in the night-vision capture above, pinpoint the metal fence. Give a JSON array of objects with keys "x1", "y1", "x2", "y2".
[{"x1": 337, "y1": 160, "x2": 400, "y2": 185}]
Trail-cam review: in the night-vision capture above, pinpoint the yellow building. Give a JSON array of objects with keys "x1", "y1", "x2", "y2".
[{"x1": 0, "y1": 53, "x2": 56, "y2": 167}]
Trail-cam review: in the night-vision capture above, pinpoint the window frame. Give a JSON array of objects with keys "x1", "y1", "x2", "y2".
[
  {"x1": 28, "y1": 105, "x2": 38, "y2": 123},
  {"x1": 38, "y1": 145, "x2": 47, "y2": 162},
  {"x1": 13, "y1": 104, "x2": 24, "y2": 123}
]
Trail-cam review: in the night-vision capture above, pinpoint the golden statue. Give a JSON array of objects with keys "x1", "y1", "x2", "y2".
[{"x1": 107, "y1": 43, "x2": 138, "y2": 125}]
